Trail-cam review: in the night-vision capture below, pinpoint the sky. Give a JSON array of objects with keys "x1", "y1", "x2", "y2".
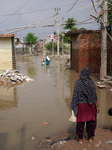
[{"x1": 0, "y1": 0, "x2": 101, "y2": 40}]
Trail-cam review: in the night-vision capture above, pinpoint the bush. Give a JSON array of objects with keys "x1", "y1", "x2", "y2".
[{"x1": 45, "y1": 42, "x2": 70, "y2": 55}]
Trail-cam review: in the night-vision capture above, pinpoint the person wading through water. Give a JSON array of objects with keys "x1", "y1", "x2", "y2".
[{"x1": 70, "y1": 68, "x2": 100, "y2": 144}]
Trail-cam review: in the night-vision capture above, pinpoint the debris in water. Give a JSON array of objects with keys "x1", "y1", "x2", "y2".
[
  {"x1": 43, "y1": 122, "x2": 48, "y2": 125},
  {"x1": 95, "y1": 140, "x2": 101, "y2": 147},
  {"x1": 0, "y1": 69, "x2": 33, "y2": 87},
  {"x1": 106, "y1": 141, "x2": 112, "y2": 144},
  {"x1": 31, "y1": 136, "x2": 35, "y2": 141}
]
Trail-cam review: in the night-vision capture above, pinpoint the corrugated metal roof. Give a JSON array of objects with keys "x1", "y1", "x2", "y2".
[{"x1": 0, "y1": 34, "x2": 15, "y2": 37}]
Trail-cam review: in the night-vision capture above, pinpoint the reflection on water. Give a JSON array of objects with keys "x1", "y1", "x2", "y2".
[
  {"x1": 0, "y1": 87, "x2": 17, "y2": 110},
  {"x1": 0, "y1": 55, "x2": 112, "y2": 150}
]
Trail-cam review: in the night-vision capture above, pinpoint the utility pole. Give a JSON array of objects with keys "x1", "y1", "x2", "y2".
[
  {"x1": 101, "y1": 0, "x2": 108, "y2": 79},
  {"x1": 55, "y1": 8, "x2": 60, "y2": 56},
  {"x1": 62, "y1": 17, "x2": 64, "y2": 67},
  {"x1": 52, "y1": 33, "x2": 54, "y2": 56}
]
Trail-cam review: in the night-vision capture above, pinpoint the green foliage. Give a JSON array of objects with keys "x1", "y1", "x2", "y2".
[
  {"x1": 26, "y1": 32, "x2": 38, "y2": 45},
  {"x1": 93, "y1": 33, "x2": 101, "y2": 39},
  {"x1": 79, "y1": 28, "x2": 87, "y2": 30},
  {"x1": 59, "y1": 32, "x2": 71, "y2": 43},
  {"x1": 45, "y1": 42, "x2": 69, "y2": 54},
  {"x1": 97, "y1": 0, "x2": 112, "y2": 36},
  {"x1": 64, "y1": 17, "x2": 77, "y2": 30},
  {"x1": 108, "y1": 0, "x2": 112, "y2": 25}
]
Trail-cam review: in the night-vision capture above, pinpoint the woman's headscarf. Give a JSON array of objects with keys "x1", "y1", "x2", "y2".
[{"x1": 79, "y1": 68, "x2": 97, "y2": 104}]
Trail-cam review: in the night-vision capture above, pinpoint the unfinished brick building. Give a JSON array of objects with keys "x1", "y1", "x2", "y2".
[{"x1": 66, "y1": 30, "x2": 111, "y2": 73}]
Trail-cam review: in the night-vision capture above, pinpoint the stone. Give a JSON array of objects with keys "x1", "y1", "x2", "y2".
[
  {"x1": 10, "y1": 76, "x2": 17, "y2": 82},
  {"x1": 96, "y1": 84, "x2": 107, "y2": 88}
]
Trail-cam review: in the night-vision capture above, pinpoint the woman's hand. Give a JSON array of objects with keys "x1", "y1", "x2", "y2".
[
  {"x1": 94, "y1": 101, "x2": 99, "y2": 113},
  {"x1": 96, "y1": 107, "x2": 100, "y2": 113}
]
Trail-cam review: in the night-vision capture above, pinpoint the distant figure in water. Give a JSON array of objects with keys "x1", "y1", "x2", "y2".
[
  {"x1": 70, "y1": 68, "x2": 100, "y2": 144},
  {"x1": 41, "y1": 57, "x2": 45, "y2": 66},
  {"x1": 46, "y1": 55, "x2": 50, "y2": 65}
]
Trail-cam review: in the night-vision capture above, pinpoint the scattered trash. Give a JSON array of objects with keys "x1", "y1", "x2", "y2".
[
  {"x1": 43, "y1": 122, "x2": 48, "y2": 125},
  {"x1": 109, "y1": 88, "x2": 112, "y2": 92},
  {"x1": 106, "y1": 141, "x2": 112, "y2": 144},
  {"x1": 51, "y1": 140, "x2": 66, "y2": 148},
  {"x1": 31, "y1": 136, "x2": 35, "y2": 141},
  {"x1": 58, "y1": 140, "x2": 66, "y2": 145},
  {"x1": 65, "y1": 137, "x2": 72, "y2": 141},
  {"x1": 95, "y1": 140, "x2": 101, "y2": 147},
  {"x1": 42, "y1": 137, "x2": 52, "y2": 143}
]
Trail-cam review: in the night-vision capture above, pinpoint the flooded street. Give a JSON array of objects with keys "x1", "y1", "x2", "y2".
[{"x1": 0, "y1": 55, "x2": 112, "y2": 150}]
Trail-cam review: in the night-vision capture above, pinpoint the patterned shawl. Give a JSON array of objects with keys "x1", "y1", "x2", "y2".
[{"x1": 79, "y1": 68, "x2": 97, "y2": 104}]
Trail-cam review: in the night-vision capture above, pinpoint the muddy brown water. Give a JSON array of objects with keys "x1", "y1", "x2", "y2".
[{"x1": 0, "y1": 55, "x2": 112, "y2": 150}]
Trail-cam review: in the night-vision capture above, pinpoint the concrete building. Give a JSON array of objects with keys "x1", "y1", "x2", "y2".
[
  {"x1": 0, "y1": 34, "x2": 16, "y2": 70},
  {"x1": 66, "y1": 30, "x2": 111, "y2": 73}
]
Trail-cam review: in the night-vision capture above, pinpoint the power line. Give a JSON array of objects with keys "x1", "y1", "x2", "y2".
[
  {"x1": 91, "y1": 0, "x2": 99, "y2": 14},
  {"x1": 3, "y1": 19, "x2": 97, "y2": 35},
  {"x1": 0, "y1": 2, "x2": 100, "y2": 34},
  {"x1": 66, "y1": 0, "x2": 79, "y2": 14},
  {"x1": 61, "y1": 2, "x2": 98, "y2": 17},
  {"x1": 0, "y1": 0, "x2": 89, "y2": 17},
  {"x1": 0, "y1": 0, "x2": 32, "y2": 25}
]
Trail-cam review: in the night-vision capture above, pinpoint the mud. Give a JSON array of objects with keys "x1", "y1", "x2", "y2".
[
  {"x1": 0, "y1": 55, "x2": 112, "y2": 150},
  {"x1": 35, "y1": 128, "x2": 112, "y2": 150}
]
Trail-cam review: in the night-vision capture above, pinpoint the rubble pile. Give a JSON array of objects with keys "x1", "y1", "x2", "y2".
[
  {"x1": 33, "y1": 137, "x2": 67, "y2": 149},
  {"x1": 96, "y1": 76, "x2": 112, "y2": 92},
  {"x1": 0, "y1": 69, "x2": 33, "y2": 87}
]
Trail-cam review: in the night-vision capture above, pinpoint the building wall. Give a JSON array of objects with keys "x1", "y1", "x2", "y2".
[
  {"x1": 71, "y1": 32, "x2": 111, "y2": 73},
  {"x1": 71, "y1": 35, "x2": 79, "y2": 72},
  {"x1": 0, "y1": 37, "x2": 12, "y2": 70},
  {"x1": 71, "y1": 32, "x2": 102, "y2": 73},
  {"x1": 79, "y1": 33, "x2": 101, "y2": 73},
  {"x1": 79, "y1": 34, "x2": 90, "y2": 72}
]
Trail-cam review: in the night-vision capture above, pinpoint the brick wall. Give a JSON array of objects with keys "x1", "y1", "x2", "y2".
[
  {"x1": 71, "y1": 32, "x2": 111, "y2": 73},
  {"x1": 71, "y1": 35, "x2": 79, "y2": 72},
  {"x1": 71, "y1": 31, "x2": 111, "y2": 73},
  {"x1": 66, "y1": 30, "x2": 111, "y2": 74}
]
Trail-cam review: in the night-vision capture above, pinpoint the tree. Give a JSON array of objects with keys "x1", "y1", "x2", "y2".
[
  {"x1": 64, "y1": 17, "x2": 78, "y2": 31},
  {"x1": 26, "y1": 32, "x2": 38, "y2": 45},
  {"x1": 59, "y1": 32, "x2": 71, "y2": 43},
  {"x1": 45, "y1": 41, "x2": 69, "y2": 54},
  {"x1": 107, "y1": 0, "x2": 112, "y2": 36},
  {"x1": 96, "y1": 0, "x2": 112, "y2": 39}
]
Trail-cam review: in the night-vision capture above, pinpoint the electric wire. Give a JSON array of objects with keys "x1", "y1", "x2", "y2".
[
  {"x1": 0, "y1": 0, "x2": 32, "y2": 25},
  {"x1": 61, "y1": 2, "x2": 99, "y2": 17},
  {"x1": 0, "y1": 3, "x2": 94, "y2": 33},
  {"x1": 0, "y1": 1, "x2": 101, "y2": 36},
  {"x1": 91, "y1": 0, "x2": 99, "y2": 14},
  {"x1": 0, "y1": 0, "x2": 89, "y2": 17},
  {"x1": 66, "y1": 0, "x2": 79, "y2": 14}
]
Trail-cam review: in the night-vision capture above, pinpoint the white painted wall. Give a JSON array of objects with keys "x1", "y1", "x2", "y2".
[{"x1": 0, "y1": 37, "x2": 12, "y2": 70}]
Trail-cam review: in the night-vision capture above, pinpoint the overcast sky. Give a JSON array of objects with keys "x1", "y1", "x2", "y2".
[{"x1": 0, "y1": 0, "x2": 101, "y2": 39}]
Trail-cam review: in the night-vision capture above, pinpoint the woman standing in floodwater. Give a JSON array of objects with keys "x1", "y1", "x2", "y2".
[{"x1": 70, "y1": 68, "x2": 100, "y2": 144}]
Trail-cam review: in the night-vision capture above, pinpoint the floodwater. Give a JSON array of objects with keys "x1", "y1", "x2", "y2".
[{"x1": 0, "y1": 55, "x2": 112, "y2": 150}]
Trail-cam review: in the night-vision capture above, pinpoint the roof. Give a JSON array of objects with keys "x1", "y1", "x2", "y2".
[
  {"x1": 0, "y1": 34, "x2": 15, "y2": 37},
  {"x1": 65, "y1": 30, "x2": 101, "y2": 36}
]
